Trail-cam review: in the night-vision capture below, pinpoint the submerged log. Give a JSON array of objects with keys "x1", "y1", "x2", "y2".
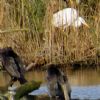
[
  {"x1": 26, "y1": 56, "x2": 47, "y2": 71},
  {"x1": 25, "y1": 62, "x2": 36, "y2": 71},
  {"x1": 14, "y1": 80, "x2": 41, "y2": 100}
]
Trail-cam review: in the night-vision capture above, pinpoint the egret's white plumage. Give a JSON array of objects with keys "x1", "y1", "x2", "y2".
[
  {"x1": 52, "y1": 8, "x2": 89, "y2": 29},
  {"x1": 52, "y1": 8, "x2": 78, "y2": 27}
]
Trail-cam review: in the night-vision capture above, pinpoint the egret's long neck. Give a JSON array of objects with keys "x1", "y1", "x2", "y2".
[{"x1": 74, "y1": 17, "x2": 82, "y2": 27}]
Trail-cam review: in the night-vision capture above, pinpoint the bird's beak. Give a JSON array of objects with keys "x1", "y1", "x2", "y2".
[{"x1": 83, "y1": 22, "x2": 90, "y2": 28}]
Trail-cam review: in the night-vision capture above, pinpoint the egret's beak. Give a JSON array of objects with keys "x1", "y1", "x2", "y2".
[
  {"x1": 83, "y1": 22, "x2": 90, "y2": 28},
  {"x1": 61, "y1": 83, "x2": 70, "y2": 100}
]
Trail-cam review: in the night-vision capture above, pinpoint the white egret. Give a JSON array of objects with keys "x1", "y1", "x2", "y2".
[{"x1": 52, "y1": 8, "x2": 89, "y2": 29}]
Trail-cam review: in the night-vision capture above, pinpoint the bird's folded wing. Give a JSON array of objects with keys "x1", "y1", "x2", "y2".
[
  {"x1": 15, "y1": 56, "x2": 26, "y2": 74},
  {"x1": 5, "y1": 57, "x2": 20, "y2": 78}
]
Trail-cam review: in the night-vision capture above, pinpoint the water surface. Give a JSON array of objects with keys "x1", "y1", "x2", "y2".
[
  {"x1": 0, "y1": 68, "x2": 100, "y2": 88},
  {"x1": 0, "y1": 68, "x2": 100, "y2": 99}
]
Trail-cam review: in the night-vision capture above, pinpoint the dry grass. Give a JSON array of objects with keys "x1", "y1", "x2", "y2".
[{"x1": 0, "y1": 0, "x2": 100, "y2": 65}]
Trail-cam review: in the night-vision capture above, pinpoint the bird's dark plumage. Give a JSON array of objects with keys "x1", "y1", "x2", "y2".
[
  {"x1": 46, "y1": 64, "x2": 71, "y2": 100},
  {"x1": 47, "y1": 64, "x2": 61, "y2": 77},
  {"x1": 0, "y1": 47, "x2": 27, "y2": 85}
]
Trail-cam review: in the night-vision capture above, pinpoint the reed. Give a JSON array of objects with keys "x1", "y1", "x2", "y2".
[{"x1": 0, "y1": 0, "x2": 100, "y2": 66}]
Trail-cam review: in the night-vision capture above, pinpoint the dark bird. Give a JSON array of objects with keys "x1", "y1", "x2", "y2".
[
  {"x1": 46, "y1": 64, "x2": 71, "y2": 100},
  {"x1": 0, "y1": 47, "x2": 27, "y2": 86}
]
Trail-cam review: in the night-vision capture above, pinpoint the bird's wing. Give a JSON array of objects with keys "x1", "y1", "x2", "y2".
[
  {"x1": 53, "y1": 10, "x2": 67, "y2": 27},
  {"x1": 52, "y1": 8, "x2": 78, "y2": 27},
  {"x1": 14, "y1": 56, "x2": 26, "y2": 74},
  {"x1": 4, "y1": 57, "x2": 20, "y2": 78}
]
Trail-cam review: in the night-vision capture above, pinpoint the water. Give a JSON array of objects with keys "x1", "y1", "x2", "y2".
[
  {"x1": 0, "y1": 68, "x2": 100, "y2": 99},
  {"x1": 25, "y1": 68, "x2": 100, "y2": 86}
]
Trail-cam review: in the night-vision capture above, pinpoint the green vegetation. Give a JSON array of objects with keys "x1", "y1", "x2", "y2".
[
  {"x1": 14, "y1": 80, "x2": 41, "y2": 100},
  {"x1": 0, "y1": 0, "x2": 100, "y2": 66}
]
